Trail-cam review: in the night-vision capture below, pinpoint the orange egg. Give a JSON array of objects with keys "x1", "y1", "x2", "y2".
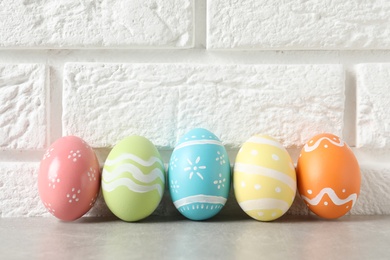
[{"x1": 296, "y1": 133, "x2": 360, "y2": 219}]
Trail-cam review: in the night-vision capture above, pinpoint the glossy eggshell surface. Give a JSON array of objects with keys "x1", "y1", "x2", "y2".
[
  {"x1": 296, "y1": 133, "x2": 361, "y2": 219},
  {"x1": 169, "y1": 128, "x2": 231, "y2": 221},
  {"x1": 102, "y1": 136, "x2": 165, "y2": 222},
  {"x1": 38, "y1": 136, "x2": 100, "y2": 221},
  {"x1": 234, "y1": 135, "x2": 296, "y2": 221}
]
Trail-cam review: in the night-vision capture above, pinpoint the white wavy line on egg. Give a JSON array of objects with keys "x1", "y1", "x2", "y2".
[
  {"x1": 301, "y1": 188, "x2": 357, "y2": 207},
  {"x1": 234, "y1": 163, "x2": 296, "y2": 192},
  {"x1": 173, "y1": 195, "x2": 227, "y2": 208},
  {"x1": 104, "y1": 154, "x2": 163, "y2": 167},
  {"x1": 304, "y1": 137, "x2": 344, "y2": 153},
  {"x1": 239, "y1": 198, "x2": 290, "y2": 213},
  {"x1": 102, "y1": 164, "x2": 165, "y2": 184},
  {"x1": 102, "y1": 177, "x2": 163, "y2": 197},
  {"x1": 175, "y1": 140, "x2": 222, "y2": 150},
  {"x1": 247, "y1": 136, "x2": 285, "y2": 150}
]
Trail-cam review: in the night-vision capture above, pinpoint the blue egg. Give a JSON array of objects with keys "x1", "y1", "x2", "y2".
[{"x1": 168, "y1": 128, "x2": 231, "y2": 220}]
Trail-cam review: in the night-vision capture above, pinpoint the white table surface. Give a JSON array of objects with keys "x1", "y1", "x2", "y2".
[{"x1": 1, "y1": 215, "x2": 389, "y2": 259}]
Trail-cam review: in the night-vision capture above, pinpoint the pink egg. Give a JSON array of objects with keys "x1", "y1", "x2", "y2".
[{"x1": 38, "y1": 136, "x2": 100, "y2": 221}]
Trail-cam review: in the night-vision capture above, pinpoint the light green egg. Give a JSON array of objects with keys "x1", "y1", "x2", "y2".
[{"x1": 102, "y1": 136, "x2": 165, "y2": 222}]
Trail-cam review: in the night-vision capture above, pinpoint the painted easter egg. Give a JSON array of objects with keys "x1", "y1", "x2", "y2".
[
  {"x1": 169, "y1": 128, "x2": 230, "y2": 221},
  {"x1": 102, "y1": 136, "x2": 165, "y2": 222},
  {"x1": 234, "y1": 135, "x2": 296, "y2": 221},
  {"x1": 38, "y1": 136, "x2": 100, "y2": 221},
  {"x1": 296, "y1": 133, "x2": 360, "y2": 219}
]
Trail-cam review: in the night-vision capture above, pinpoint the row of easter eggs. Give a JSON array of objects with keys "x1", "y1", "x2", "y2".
[{"x1": 38, "y1": 128, "x2": 361, "y2": 222}]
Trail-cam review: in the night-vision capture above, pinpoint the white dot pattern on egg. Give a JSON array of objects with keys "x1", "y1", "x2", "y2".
[
  {"x1": 169, "y1": 128, "x2": 231, "y2": 221},
  {"x1": 296, "y1": 133, "x2": 360, "y2": 219},
  {"x1": 234, "y1": 135, "x2": 297, "y2": 222},
  {"x1": 38, "y1": 136, "x2": 101, "y2": 221}
]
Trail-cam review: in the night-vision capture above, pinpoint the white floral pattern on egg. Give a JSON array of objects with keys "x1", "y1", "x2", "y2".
[
  {"x1": 38, "y1": 136, "x2": 100, "y2": 221},
  {"x1": 169, "y1": 128, "x2": 231, "y2": 221}
]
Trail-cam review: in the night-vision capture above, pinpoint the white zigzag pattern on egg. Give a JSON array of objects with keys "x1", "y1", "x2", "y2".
[
  {"x1": 301, "y1": 187, "x2": 357, "y2": 207},
  {"x1": 304, "y1": 137, "x2": 344, "y2": 153},
  {"x1": 103, "y1": 164, "x2": 164, "y2": 183},
  {"x1": 103, "y1": 153, "x2": 164, "y2": 197},
  {"x1": 102, "y1": 178, "x2": 163, "y2": 197},
  {"x1": 104, "y1": 154, "x2": 163, "y2": 167}
]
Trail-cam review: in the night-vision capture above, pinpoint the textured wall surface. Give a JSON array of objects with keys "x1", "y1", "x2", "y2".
[
  {"x1": 0, "y1": 163, "x2": 44, "y2": 217},
  {"x1": 356, "y1": 64, "x2": 390, "y2": 148},
  {"x1": 208, "y1": 0, "x2": 390, "y2": 49},
  {"x1": 0, "y1": 0, "x2": 389, "y2": 218},
  {"x1": 0, "y1": 0, "x2": 193, "y2": 48},
  {"x1": 0, "y1": 64, "x2": 47, "y2": 150},
  {"x1": 63, "y1": 63, "x2": 344, "y2": 149}
]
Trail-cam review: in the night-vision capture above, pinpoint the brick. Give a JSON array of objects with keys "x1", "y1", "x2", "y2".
[
  {"x1": 63, "y1": 63, "x2": 344, "y2": 149},
  {"x1": 350, "y1": 163, "x2": 390, "y2": 215},
  {"x1": 357, "y1": 64, "x2": 390, "y2": 148},
  {"x1": 0, "y1": 0, "x2": 193, "y2": 48},
  {"x1": 208, "y1": 1, "x2": 390, "y2": 50},
  {"x1": 288, "y1": 194, "x2": 310, "y2": 216},
  {"x1": 63, "y1": 63, "x2": 344, "y2": 148},
  {"x1": 63, "y1": 63, "x2": 180, "y2": 148},
  {"x1": 0, "y1": 64, "x2": 47, "y2": 150},
  {"x1": 0, "y1": 163, "x2": 48, "y2": 217},
  {"x1": 176, "y1": 64, "x2": 345, "y2": 148}
]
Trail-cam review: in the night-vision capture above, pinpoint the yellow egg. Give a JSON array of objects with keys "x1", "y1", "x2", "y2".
[{"x1": 234, "y1": 135, "x2": 296, "y2": 221}]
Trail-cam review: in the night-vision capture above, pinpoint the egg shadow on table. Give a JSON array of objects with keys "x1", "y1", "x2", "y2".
[
  {"x1": 273, "y1": 213, "x2": 371, "y2": 224},
  {"x1": 71, "y1": 216, "x2": 119, "y2": 224},
  {"x1": 134, "y1": 204, "x2": 250, "y2": 224},
  {"x1": 202, "y1": 213, "x2": 249, "y2": 223}
]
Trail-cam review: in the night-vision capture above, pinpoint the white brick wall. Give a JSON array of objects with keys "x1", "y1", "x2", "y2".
[
  {"x1": 0, "y1": 0, "x2": 194, "y2": 48},
  {"x1": 0, "y1": 64, "x2": 47, "y2": 150},
  {"x1": 0, "y1": 0, "x2": 389, "y2": 218},
  {"x1": 356, "y1": 64, "x2": 390, "y2": 148},
  {"x1": 208, "y1": 0, "x2": 390, "y2": 50},
  {"x1": 63, "y1": 63, "x2": 344, "y2": 149},
  {"x1": 0, "y1": 163, "x2": 45, "y2": 217}
]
